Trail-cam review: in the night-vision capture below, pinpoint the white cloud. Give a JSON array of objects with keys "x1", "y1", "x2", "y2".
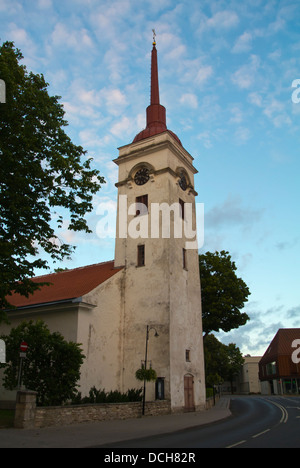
[
  {"x1": 197, "y1": 131, "x2": 214, "y2": 149},
  {"x1": 51, "y1": 22, "x2": 94, "y2": 51},
  {"x1": 195, "y1": 65, "x2": 213, "y2": 85},
  {"x1": 229, "y1": 105, "x2": 243, "y2": 123},
  {"x1": 181, "y1": 58, "x2": 213, "y2": 87},
  {"x1": 198, "y1": 95, "x2": 222, "y2": 124},
  {"x1": 263, "y1": 98, "x2": 292, "y2": 127},
  {"x1": 234, "y1": 126, "x2": 251, "y2": 144},
  {"x1": 263, "y1": 98, "x2": 283, "y2": 118},
  {"x1": 0, "y1": 0, "x2": 23, "y2": 14},
  {"x1": 7, "y1": 23, "x2": 36, "y2": 53},
  {"x1": 63, "y1": 100, "x2": 100, "y2": 122},
  {"x1": 105, "y1": 160, "x2": 119, "y2": 185},
  {"x1": 180, "y1": 93, "x2": 198, "y2": 109},
  {"x1": 110, "y1": 116, "x2": 133, "y2": 137},
  {"x1": 271, "y1": 114, "x2": 292, "y2": 128},
  {"x1": 79, "y1": 129, "x2": 112, "y2": 149},
  {"x1": 232, "y1": 31, "x2": 252, "y2": 53},
  {"x1": 231, "y1": 55, "x2": 260, "y2": 89},
  {"x1": 37, "y1": 0, "x2": 52, "y2": 9},
  {"x1": 104, "y1": 88, "x2": 128, "y2": 116},
  {"x1": 6, "y1": 22, "x2": 40, "y2": 69},
  {"x1": 206, "y1": 194, "x2": 262, "y2": 229},
  {"x1": 248, "y1": 92, "x2": 263, "y2": 107},
  {"x1": 199, "y1": 10, "x2": 239, "y2": 33},
  {"x1": 212, "y1": 10, "x2": 239, "y2": 29},
  {"x1": 103, "y1": 44, "x2": 128, "y2": 83},
  {"x1": 268, "y1": 49, "x2": 281, "y2": 61},
  {"x1": 166, "y1": 44, "x2": 186, "y2": 61}
]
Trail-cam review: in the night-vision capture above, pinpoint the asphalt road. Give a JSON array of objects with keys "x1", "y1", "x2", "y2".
[{"x1": 101, "y1": 396, "x2": 300, "y2": 448}]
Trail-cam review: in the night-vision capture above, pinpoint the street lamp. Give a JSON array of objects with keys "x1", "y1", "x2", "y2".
[{"x1": 142, "y1": 325, "x2": 159, "y2": 416}]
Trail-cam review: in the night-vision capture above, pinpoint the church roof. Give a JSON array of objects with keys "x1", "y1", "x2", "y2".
[
  {"x1": 260, "y1": 328, "x2": 300, "y2": 364},
  {"x1": 7, "y1": 261, "x2": 122, "y2": 309},
  {"x1": 133, "y1": 39, "x2": 182, "y2": 146}
]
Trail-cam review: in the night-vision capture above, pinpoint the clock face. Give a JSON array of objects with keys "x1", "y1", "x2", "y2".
[
  {"x1": 134, "y1": 167, "x2": 150, "y2": 186},
  {"x1": 179, "y1": 174, "x2": 187, "y2": 191}
]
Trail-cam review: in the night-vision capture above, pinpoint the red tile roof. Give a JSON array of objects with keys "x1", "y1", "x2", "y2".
[
  {"x1": 7, "y1": 261, "x2": 123, "y2": 309},
  {"x1": 260, "y1": 328, "x2": 300, "y2": 364}
]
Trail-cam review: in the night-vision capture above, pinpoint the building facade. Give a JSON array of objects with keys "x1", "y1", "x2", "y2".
[
  {"x1": 259, "y1": 329, "x2": 300, "y2": 395},
  {"x1": 220, "y1": 356, "x2": 261, "y2": 395},
  {"x1": 1, "y1": 40, "x2": 206, "y2": 412}
]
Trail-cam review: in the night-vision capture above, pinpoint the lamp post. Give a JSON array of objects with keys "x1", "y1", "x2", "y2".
[{"x1": 142, "y1": 325, "x2": 159, "y2": 416}]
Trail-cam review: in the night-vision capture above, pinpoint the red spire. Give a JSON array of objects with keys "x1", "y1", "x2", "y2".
[
  {"x1": 146, "y1": 42, "x2": 166, "y2": 129},
  {"x1": 133, "y1": 39, "x2": 181, "y2": 146},
  {"x1": 150, "y1": 43, "x2": 160, "y2": 105}
]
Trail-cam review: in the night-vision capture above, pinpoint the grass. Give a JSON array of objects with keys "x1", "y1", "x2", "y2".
[{"x1": 0, "y1": 409, "x2": 15, "y2": 428}]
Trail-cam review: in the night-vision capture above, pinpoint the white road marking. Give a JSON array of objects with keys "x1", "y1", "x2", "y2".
[
  {"x1": 226, "y1": 440, "x2": 247, "y2": 448},
  {"x1": 252, "y1": 429, "x2": 270, "y2": 438}
]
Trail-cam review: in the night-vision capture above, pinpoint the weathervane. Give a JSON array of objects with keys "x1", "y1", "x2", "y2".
[{"x1": 152, "y1": 29, "x2": 156, "y2": 45}]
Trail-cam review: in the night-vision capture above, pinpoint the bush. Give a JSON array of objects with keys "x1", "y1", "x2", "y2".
[
  {"x1": 72, "y1": 387, "x2": 143, "y2": 405},
  {"x1": 135, "y1": 365, "x2": 157, "y2": 382},
  {"x1": 206, "y1": 388, "x2": 214, "y2": 399},
  {"x1": 0, "y1": 320, "x2": 85, "y2": 406}
]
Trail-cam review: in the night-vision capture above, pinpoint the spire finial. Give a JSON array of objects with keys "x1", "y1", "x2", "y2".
[{"x1": 152, "y1": 28, "x2": 156, "y2": 46}]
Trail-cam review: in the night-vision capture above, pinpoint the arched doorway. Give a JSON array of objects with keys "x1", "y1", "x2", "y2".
[{"x1": 184, "y1": 374, "x2": 195, "y2": 412}]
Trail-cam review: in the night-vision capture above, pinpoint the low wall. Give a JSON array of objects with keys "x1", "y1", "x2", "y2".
[
  {"x1": 205, "y1": 394, "x2": 220, "y2": 410},
  {"x1": 14, "y1": 391, "x2": 38, "y2": 429},
  {"x1": 14, "y1": 391, "x2": 218, "y2": 429},
  {"x1": 14, "y1": 394, "x2": 171, "y2": 429},
  {"x1": 35, "y1": 400, "x2": 171, "y2": 428}
]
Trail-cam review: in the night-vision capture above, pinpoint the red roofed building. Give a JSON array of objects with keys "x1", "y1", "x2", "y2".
[
  {"x1": 259, "y1": 329, "x2": 300, "y2": 395},
  {"x1": 1, "y1": 39, "x2": 206, "y2": 412},
  {"x1": 8, "y1": 261, "x2": 122, "y2": 310},
  {"x1": 2, "y1": 262, "x2": 125, "y2": 400}
]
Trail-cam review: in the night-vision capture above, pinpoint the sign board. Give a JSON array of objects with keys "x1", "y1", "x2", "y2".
[{"x1": 20, "y1": 342, "x2": 28, "y2": 353}]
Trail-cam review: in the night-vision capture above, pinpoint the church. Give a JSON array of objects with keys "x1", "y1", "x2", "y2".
[{"x1": 1, "y1": 38, "x2": 206, "y2": 412}]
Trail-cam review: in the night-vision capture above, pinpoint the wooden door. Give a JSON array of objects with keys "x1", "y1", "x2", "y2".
[{"x1": 184, "y1": 375, "x2": 195, "y2": 412}]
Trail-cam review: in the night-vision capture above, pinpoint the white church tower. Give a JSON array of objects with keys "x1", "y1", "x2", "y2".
[{"x1": 114, "y1": 37, "x2": 206, "y2": 412}]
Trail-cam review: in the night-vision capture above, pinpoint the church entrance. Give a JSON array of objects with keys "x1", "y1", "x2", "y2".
[{"x1": 184, "y1": 374, "x2": 195, "y2": 412}]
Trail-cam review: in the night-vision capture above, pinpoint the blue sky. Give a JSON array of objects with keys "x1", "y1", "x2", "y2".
[{"x1": 1, "y1": 0, "x2": 300, "y2": 356}]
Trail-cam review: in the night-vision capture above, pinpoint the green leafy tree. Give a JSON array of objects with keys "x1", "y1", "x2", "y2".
[
  {"x1": 199, "y1": 251, "x2": 250, "y2": 337},
  {"x1": 225, "y1": 343, "x2": 245, "y2": 394},
  {"x1": 204, "y1": 334, "x2": 244, "y2": 392},
  {"x1": 0, "y1": 42, "x2": 105, "y2": 317},
  {"x1": 203, "y1": 334, "x2": 228, "y2": 387},
  {"x1": 0, "y1": 320, "x2": 85, "y2": 406}
]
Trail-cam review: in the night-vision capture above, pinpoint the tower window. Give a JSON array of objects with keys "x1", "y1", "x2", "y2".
[
  {"x1": 137, "y1": 245, "x2": 145, "y2": 267},
  {"x1": 179, "y1": 198, "x2": 185, "y2": 220},
  {"x1": 182, "y1": 248, "x2": 187, "y2": 270},
  {"x1": 136, "y1": 195, "x2": 148, "y2": 216},
  {"x1": 186, "y1": 350, "x2": 191, "y2": 362},
  {"x1": 155, "y1": 378, "x2": 165, "y2": 400}
]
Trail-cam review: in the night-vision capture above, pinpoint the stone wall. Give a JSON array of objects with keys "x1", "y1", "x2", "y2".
[
  {"x1": 14, "y1": 391, "x2": 218, "y2": 429},
  {"x1": 14, "y1": 391, "x2": 37, "y2": 429},
  {"x1": 205, "y1": 394, "x2": 220, "y2": 410},
  {"x1": 33, "y1": 399, "x2": 171, "y2": 428}
]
